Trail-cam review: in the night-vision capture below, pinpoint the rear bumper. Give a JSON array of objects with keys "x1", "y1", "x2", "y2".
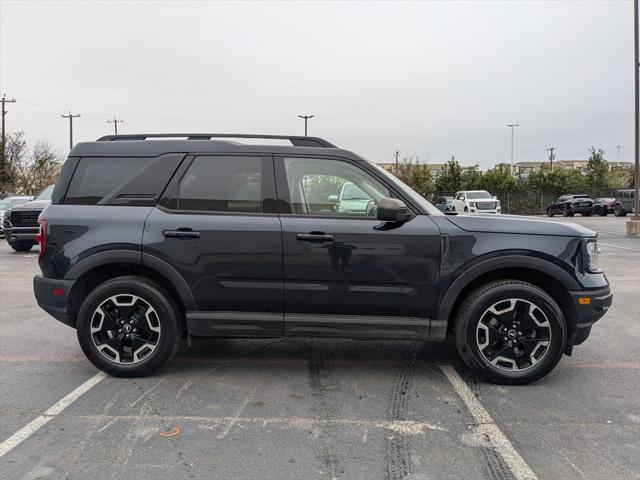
[
  {"x1": 569, "y1": 286, "x2": 612, "y2": 345},
  {"x1": 33, "y1": 275, "x2": 76, "y2": 327}
]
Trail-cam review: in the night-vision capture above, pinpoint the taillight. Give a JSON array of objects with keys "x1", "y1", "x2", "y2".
[{"x1": 35, "y1": 220, "x2": 47, "y2": 258}]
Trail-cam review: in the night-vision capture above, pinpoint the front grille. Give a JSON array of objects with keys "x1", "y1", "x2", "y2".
[
  {"x1": 477, "y1": 201, "x2": 497, "y2": 210},
  {"x1": 8, "y1": 210, "x2": 41, "y2": 227}
]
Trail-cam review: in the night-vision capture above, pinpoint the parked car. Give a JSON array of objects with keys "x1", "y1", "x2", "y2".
[
  {"x1": 33, "y1": 133, "x2": 611, "y2": 384},
  {"x1": 3, "y1": 185, "x2": 54, "y2": 251},
  {"x1": 434, "y1": 196, "x2": 457, "y2": 214},
  {"x1": 329, "y1": 181, "x2": 375, "y2": 214},
  {"x1": 613, "y1": 189, "x2": 636, "y2": 217},
  {"x1": 592, "y1": 198, "x2": 616, "y2": 216},
  {"x1": 452, "y1": 190, "x2": 501, "y2": 214},
  {"x1": 0, "y1": 195, "x2": 34, "y2": 236},
  {"x1": 546, "y1": 194, "x2": 594, "y2": 217}
]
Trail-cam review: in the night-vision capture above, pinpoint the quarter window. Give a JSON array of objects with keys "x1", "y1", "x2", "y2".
[{"x1": 171, "y1": 156, "x2": 262, "y2": 213}]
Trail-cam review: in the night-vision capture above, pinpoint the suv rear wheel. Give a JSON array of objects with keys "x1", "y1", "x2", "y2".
[
  {"x1": 76, "y1": 276, "x2": 182, "y2": 377},
  {"x1": 455, "y1": 280, "x2": 567, "y2": 385},
  {"x1": 614, "y1": 205, "x2": 627, "y2": 217}
]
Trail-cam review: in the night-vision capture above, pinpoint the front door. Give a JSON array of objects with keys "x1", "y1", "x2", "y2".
[
  {"x1": 143, "y1": 154, "x2": 283, "y2": 337},
  {"x1": 276, "y1": 156, "x2": 441, "y2": 338}
]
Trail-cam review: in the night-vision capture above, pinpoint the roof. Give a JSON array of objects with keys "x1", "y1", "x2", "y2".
[{"x1": 69, "y1": 133, "x2": 362, "y2": 159}]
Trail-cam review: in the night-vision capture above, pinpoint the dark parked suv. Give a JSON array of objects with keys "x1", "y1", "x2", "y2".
[
  {"x1": 4, "y1": 185, "x2": 54, "y2": 251},
  {"x1": 547, "y1": 194, "x2": 594, "y2": 217},
  {"x1": 33, "y1": 134, "x2": 612, "y2": 384}
]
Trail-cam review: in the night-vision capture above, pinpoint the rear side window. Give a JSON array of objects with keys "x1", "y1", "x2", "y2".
[
  {"x1": 64, "y1": 155, "x2": 183, "y2": 206},
  {"x1": 170, "y1": 156, "x2": 263, "y2": 213},
  {"x1": 65, "y1": 157, "x2": 148, "y2": 204}
]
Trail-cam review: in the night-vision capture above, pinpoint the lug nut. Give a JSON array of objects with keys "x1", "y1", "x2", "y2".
[
  {"x1": 129, "y1": 320, "x2": 134, "y2": 324},
  {"x1": 118, "y1": 329, "x2": 122, "y2": 333},
  {"x1": 133, "y1": 328, "x2": 137, "y2": 333}
]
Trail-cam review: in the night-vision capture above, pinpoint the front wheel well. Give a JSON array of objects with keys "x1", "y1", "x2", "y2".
[
  {"x1": 447, "y1": 267, "x2": 576, "y2": 340},
  {"x1": 67, "y1": 263, "x2": 186, "y2": 330}
]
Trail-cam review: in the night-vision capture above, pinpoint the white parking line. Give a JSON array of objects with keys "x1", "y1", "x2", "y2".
[
  {"x1": 599, "y1": 242, "x2": 639, "y2": 252},
  {"x1": 439, "y1": 365, "x2": 538, "y2": 480},
  {"x1": 0, "y1": 371, "x2": 106, "y2": 458}
]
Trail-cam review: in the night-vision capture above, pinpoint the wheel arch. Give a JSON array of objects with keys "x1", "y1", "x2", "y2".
[
  {"x1": 65, "y1": 251, "x2": 196, "y2": 327},
  {"x1": 436, "y1": 256, "x2": 578, "y2": 350}
]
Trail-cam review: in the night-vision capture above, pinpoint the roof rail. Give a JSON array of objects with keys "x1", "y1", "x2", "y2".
[{"x1": 96, "y1": 133, "x2": 337, "y2": 148}]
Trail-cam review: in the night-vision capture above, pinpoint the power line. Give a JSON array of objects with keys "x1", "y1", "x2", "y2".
[
  {"x1": 61, "y1": 111, "x2": 81, "y2": 150},
  {"x1": 106, "y1": 117, "x2": 124, "y2": 135}
]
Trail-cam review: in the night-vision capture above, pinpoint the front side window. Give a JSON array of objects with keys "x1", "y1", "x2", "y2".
[
  {"x1": 283, "y1": 157, "x2": 389, "y2": 216},
  {"x1": 172, "y1": 156, "x2": 262, "y2": 213}
]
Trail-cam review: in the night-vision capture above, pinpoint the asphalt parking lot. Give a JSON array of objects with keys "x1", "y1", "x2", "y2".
[{"x1": 0, "y1": 215, "x2": 638, "y2": 480}]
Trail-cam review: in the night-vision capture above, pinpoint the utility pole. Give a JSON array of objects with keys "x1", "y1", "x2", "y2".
[
  {"x1": 1, "y1": 94, "x2": 16, "y2": 177},
  {"x1": 297, "y1": 115, "x2": 314, "y2": 136},
  {"x1": 395, "y1": 149, "x2": 400, "y2": 174},
  {"x1": 61, "y1": 111, "x2": 81, "y2": 150},
  {"x1": 546, "y1": 147, "x2": 556, "y2": 171},
  {"x1": 107, "y1": 117, "x2": 124, "y2": 135},
  {"x1": 616, "y1": 145, "x2": 622, "y2": 167},
  {"x1": 629, "y1": 0, "x2": 640, "y2": 234},
  {"x1": 506, "y1": 124, "x2": 519, "y2": 175}
]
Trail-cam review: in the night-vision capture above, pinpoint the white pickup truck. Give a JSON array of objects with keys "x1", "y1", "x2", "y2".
[{"x1": 453, "y1": 190, "x2": 501, "y2": 214}]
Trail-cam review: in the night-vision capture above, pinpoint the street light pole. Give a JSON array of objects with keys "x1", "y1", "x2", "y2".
[
  {"x1": 631, "y1": 0, "x2": 640, "y2": 228},
  {"x1": 506, "y1": 124, "x2": 519, "y2": 175},
  {"x1": 297, "y1": 115, "x2": 314, "y2": 136}
]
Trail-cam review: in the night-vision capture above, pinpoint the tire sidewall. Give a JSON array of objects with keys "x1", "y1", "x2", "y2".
[
  {"x1": 76, "y1": 276, "x2": 181, "y2": 377},
  {"x1": 458, "y1": 283, "x2": 567, "y2": 384}
]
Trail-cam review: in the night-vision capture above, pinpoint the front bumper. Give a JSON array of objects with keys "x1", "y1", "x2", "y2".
[
  {"x1": 569, "y1": 286, "x2": 612, "y2": 345},
  {"x1": 5, "y1": 226, "x2": 38, "y2": 244},
  {"x1": 33, "y1": 275, "x2": 76, "y2": 327}
]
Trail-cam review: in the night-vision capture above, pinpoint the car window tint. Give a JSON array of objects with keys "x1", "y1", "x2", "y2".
[
  {"x1": 174, "y1": 156, "x2": 262, "y2": 213},
  {"x1": 65, "y1": 157, "x2": 150, "y2": 204},
  {"x1": 283, "y1": 158, "x2": 388, "y2": 216}
]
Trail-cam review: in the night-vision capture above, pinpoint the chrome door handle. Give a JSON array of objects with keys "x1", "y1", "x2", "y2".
[{"x1": 296, "y1": 233, "x2": 334, "y2": 242}]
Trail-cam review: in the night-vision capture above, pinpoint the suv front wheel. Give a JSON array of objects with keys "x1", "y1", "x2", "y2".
[
  {"x1": 455, "y1": 280, "x2": 566, "y2": 385},
  {"x1": 76, "y1": 276, "x2": 182, "y2": 377}
]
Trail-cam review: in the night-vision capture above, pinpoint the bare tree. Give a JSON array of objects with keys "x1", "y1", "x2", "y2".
[{"x1": 4, "y1": 132, "x2": 62, "y2": 195}]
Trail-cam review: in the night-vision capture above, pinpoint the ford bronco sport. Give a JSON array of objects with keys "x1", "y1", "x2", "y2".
[{"x1": 33, "y1": 134, "x2": 612, "y2": 384}]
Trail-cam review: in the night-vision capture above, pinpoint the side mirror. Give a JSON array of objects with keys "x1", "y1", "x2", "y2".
[
  {"x1": 377, "y1": 197, "x2": 412, "y2": 223},
  {"x1": 493, "y1": 196, "x2": 498, "y2": 200},
  {"x1": 328, "y1": 194, "x2": 338, "y2": 204}
]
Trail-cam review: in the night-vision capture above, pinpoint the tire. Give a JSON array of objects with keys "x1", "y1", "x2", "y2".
[
  {"x1": 562, "y1": 207, "x2": 570, "y2": 217},
  {"x1": 76, "y1": 276, "x2": 182, "y2": 377},
  {"x1": 464, "y1": 207, "x2": 469, "y2": 213},
  {"x1": 547, "y1": 208, "x2": 553, "y2": 217},
  {"x1": 454, "y1": 280, "x2": 567, "y2": 385},
  {"x1": 614, "y1": 205, "x2": 627, "y2": 217},
  {"x1": 10, "y1": 242, "x2": 33, "y2": 252}
]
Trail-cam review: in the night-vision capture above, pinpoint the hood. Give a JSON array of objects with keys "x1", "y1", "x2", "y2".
[
  {"x1": 445, "y1": 214, "x2": 596, "y2": 237},
  {"x1": 9, "y1": 199, "x2": 51, "y2": 211}
]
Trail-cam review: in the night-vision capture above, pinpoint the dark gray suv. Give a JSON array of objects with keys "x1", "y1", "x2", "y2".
[{"x1": 33, "y1": 134, "x2": 612, "y2": 384}]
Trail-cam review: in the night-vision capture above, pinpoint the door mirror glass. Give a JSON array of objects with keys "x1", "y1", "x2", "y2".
[
  {"x1": 328, "y1": 194, "x2": 339, "y2": 204},
  {"x1": 377, "y1": 197, "x2": 412, "y2": 223}
]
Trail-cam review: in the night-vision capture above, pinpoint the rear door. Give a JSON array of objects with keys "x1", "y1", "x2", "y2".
[
  {"x1": 143, "y1": 154, "x2": 284, "y2": 337},
  {"x1": 275, "y1": 156, "x2": 441, "y2": 339}
]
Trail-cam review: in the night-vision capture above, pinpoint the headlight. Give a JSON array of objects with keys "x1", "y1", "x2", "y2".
[{"x1": 585, "y1": 239, "x2": 601, "y2": 272}]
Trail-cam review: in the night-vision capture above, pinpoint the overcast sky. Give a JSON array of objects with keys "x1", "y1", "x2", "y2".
[{"x1": 1, "y1": 0, "x2": 635, "y2": 169}]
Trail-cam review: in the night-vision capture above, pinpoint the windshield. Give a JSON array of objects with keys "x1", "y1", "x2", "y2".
[
  {"x1": 466, "y1": 191, "x2": 493, "y2": 199},
  {"x1": 369, "y1": 162, "x2": 442, "y2": 215},
  {"x1": 35, "y1": 185, "x2": 54, "y2": 201}
]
